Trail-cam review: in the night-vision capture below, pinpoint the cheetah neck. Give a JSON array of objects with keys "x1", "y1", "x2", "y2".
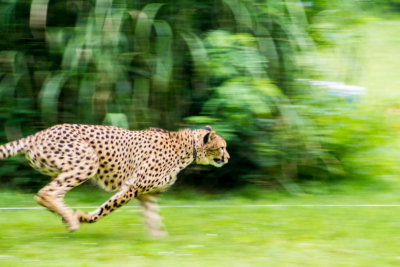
[
  {"x1": 173, "y1": 129, "x2": 196, "y2": 167},
  {"x1": 192, "y1": 134, "x2": 197, "y2": 163}
]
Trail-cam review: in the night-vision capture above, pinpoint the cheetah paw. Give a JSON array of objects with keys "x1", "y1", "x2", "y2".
[
  {"x1": 75, "y1": 210, "x2": 90, "y2": 223},
  {"x1": 64, "y1": 212, "x2": 81, "y2": 232},
  {"x1": 149, "y1": 229, "x2": 168, "y2": 238}
]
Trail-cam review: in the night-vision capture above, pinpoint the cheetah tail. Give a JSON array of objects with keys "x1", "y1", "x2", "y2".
[{"x1": 0, "y1": 138, "x2": 26, "y2": 160}]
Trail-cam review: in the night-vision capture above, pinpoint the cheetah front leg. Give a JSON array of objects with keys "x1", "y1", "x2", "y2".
[
  {"x1": 76, "y1": 186, "x2": 137, "y2": 224},
  {"x1": 138, "y1": 193, "x2": 167, "y2": 237}
]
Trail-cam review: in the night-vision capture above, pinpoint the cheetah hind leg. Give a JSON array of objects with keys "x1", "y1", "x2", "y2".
[{"x1": 34, "y1": 171, "x2": 91, "y2": 232}]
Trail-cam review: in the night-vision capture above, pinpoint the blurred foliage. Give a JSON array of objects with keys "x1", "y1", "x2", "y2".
[
  {"x1": 0, "y1": 0, "x2": 392, "y2": 191},
  {"x1": 366, "y1": 0, "x2": 400, "y2": 12}
]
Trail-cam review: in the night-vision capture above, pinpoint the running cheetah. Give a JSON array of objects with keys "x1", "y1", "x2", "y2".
[{"x1": 0, "y1": 124, "x2": 229, "y2": 236}]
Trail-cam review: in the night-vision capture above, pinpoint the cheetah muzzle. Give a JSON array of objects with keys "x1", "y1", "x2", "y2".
[{"x1": 0, "y1": 124, "x2": 229, "y2": 236}]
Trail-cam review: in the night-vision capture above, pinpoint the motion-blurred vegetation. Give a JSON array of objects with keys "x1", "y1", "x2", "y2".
[{"x1": 0, "y1": 0, "x2": 398, "y2": 191}]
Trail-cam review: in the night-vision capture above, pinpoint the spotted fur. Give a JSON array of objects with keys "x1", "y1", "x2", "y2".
[{"x1": 0, "y1": 124, "x2": 229, "y2": 234}]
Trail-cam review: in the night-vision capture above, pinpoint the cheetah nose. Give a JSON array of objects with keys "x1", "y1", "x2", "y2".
[{"x1": 225, "y1": 152, "x2": 230, "y2": 161}]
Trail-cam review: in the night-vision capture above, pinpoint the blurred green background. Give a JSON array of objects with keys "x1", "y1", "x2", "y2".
[
  {"x1": 0, "y1": 0, "x2": 399, "y2": 191},
  {"x1": 1, "y1": 0, "x2": 400, "y2": 266},
  {"x1": 0, "y1": 0, "x2": 398, "y2": 191}
]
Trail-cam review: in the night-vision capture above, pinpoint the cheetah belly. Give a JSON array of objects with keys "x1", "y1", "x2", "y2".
[
  {"x1": 151, "y1": 174, "x2": 178, "y2": 193},
  {"x1": 92, "y1": 173, "x2": 126, "y2": 192}
]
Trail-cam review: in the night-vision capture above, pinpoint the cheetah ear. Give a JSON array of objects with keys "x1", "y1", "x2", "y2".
[
  {"x1": 204, "y1": 125, "x2": 212, "y2": 131},
  {"x1": 203, "y1": 130, "x2": 216, "y2": 144}
]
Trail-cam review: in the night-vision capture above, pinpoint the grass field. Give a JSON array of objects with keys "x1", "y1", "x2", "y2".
[
  {"x1": 1, "y1": 183, "x2": 400, "y2": 266},
  {"x1": 2, "y1": 17, "x2": 400, "y2": 267}
]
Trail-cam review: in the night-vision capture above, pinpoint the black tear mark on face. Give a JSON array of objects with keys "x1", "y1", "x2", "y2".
[{"x1": 203, "y1": 132, "x2": 210, "y2": 144}]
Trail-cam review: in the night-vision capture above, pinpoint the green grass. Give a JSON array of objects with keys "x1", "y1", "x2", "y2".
[{"x1": 1, "y1": 183, "x2": 400, "y2": 267}]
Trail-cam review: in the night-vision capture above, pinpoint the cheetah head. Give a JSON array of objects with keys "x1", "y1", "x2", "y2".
[{"x1": 193, "y1": 126, "x2": 230, "y2": 167}]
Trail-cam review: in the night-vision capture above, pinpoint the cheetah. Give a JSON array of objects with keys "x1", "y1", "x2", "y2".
[{"x1": 0, "y1": 124, "x2": 229, "y2": 236}]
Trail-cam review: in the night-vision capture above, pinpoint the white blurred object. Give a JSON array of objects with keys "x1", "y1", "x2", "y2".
[{"x1": 300, "y1": 79, "x2": 366, "y2": 101}]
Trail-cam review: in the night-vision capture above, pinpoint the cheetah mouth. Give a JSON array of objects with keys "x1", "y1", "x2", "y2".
[{"x1": 214, "y1": 158, "x2": 224, "y2": 165}]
